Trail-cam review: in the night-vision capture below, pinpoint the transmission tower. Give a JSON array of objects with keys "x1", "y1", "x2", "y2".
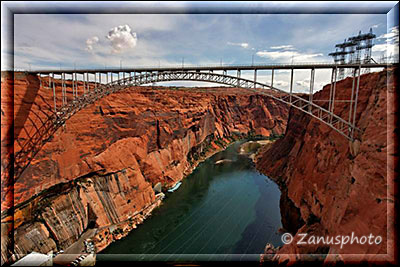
[{"x1": 329, "y1": 28, "x2": 376, "y2": 78}]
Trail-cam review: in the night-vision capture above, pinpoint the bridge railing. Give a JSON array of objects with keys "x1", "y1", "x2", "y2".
[{"x1": 14, "y1": 61, "x2": 397, "y2": 73}]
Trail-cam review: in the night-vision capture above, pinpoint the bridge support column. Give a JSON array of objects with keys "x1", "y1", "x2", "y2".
[
  {"x1": 237, "y1": 70, "x2": 240, "y2": 87},
  {"x1": 330, "y1": 67, "x2": 338, "y2": 123},
  {"x1": 48, "y1": 74, "x2": 51, "y2": 89},
  {"x1": 72, "y1": 72, "x2": 75, "y2": 98},
  {"x1": 61, "y1": 73, "x2": 65, "y2": 106},
  {"x1": 351, "y1": 66, "x2": 361, "y2": 139},
  {"x1": 118, "y1": 72, "x2": 120, "y2": 84},
  {"x1": 86, "y1": 72, "x2": 89, "y2": 94},
  {"x1": 271, "y1": 69, "x2": 274, "y2": 88},
  {"x1": 348, "y1": 68, "x2": 357, "y2": 125},
  {"x1": 308, "y1": 68, "x2": 315, "y2": 113},
  {"x1": 64, "y1": 73, "x2": 67, "y2": 105},
  {"x1": 83, "y1": 72, "x2": 86, "y2": 95},
  {"x1": 328, "y1": 68, "x2": 334, "y2": 114},
  {"x1": 52, "y1": 73, "x2": 56, "y2": 113},
  {"x1": 254, "y1": 69, "x2": 257, "y2": 88},
  {"x1": 289, "y1": 68, "x2": 294, "y2": 103},
  {"x1": 75, "y1": 73, "x2": 78, "y2": 97}
]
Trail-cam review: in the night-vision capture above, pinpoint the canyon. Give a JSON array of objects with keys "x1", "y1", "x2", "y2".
[
  {"x1": 1, "y1": 67, "x2": 395, "y2": 264},
  {"x1": 257, "y1": 67, "x2": 397, "y2": 264},
  {"x1": 1, "y1": 72, "x2": 288, "y2": 264}
]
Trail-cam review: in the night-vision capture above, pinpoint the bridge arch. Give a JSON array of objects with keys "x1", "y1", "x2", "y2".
[
  {"x1": 11, "y1": 70, "x2": 358, "y2": 183},
  {"x1": 112, "y1": 70, "x2": 358, "y2": 139}
]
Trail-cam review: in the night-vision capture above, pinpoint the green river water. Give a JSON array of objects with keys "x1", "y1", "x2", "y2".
[{"x1": 98, "y1": 140, "x2": 283, "y2": 262}]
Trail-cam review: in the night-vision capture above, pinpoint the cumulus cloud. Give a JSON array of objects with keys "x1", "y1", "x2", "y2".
[
  {"x1": 227, "y1": 42, "x2": 249, "y2": 48},
  {"x1": 373, "y1": 26, "x2": 399, "y2": 61},
  {"x1": 256, "y1": 50, "x2": 323, "y2": 62},
  {"x1": 85, "y1": 36, "x2": 99, "y2": 52},
  {"x1": 106, "y1": 24, "x2": 137, "y2": 53},
  {"x1": 376, "y1": 26, "x2": 398, "y2": 40}
]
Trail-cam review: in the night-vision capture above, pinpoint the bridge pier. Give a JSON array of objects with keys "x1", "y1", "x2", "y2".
[
  {"x1": 330, "y1": 67, "x2": 338, "y2": 123},
  {"x1": 72, "y1": 72, "x2": 75, "y2": 98},
  {"x1": 84, "y1": 72, "x2": 87, "y2": 95},
  {"x1": 237, "y1": 70, "x2": 240, "y2": 87},
  {"x1": 86, "y1": 72, "x2": 89, "y2": 94},
  {"x1": 351, "y1": 66, "x2": 361, "y2": 139},
  {"x1": 348, "y1": 68, "x2": 357, "y2": 125},
  {"x1": 309, "y1": 68, "x2": 315, "y2": 112},
  {"x1": 75, "y1": 73, "x2": 78, "y2": 97},
  {"x1": 271, "y1": 69, "x2": 274, "y2": 88},
  {"x1": 289, "y1": 68, "x2": 294, "y2": 103},
  {"x1": 87, "y1": 73, "x2": 90, "y2": 93},
  {"x1": 61, "y1": 73, "x2": 65, "y2": 106},
  {"x1": 52, "y1": 72, "x2": 56, "y2": 113},
  {"x1": 254, "y1": 70, "x2": 257, "y2": 88}
]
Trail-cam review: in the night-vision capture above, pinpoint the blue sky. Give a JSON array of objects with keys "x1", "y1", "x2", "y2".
[{"x1": 2, "y1": 1, "x2": 399, "y2": 91}]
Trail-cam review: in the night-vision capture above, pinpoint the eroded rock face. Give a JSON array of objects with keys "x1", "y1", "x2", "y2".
[
  {"x1": 256, "y1": 68, "x2": 397, "y2": 263},
  {"x1": 1, "y1": 73, "x2": 289, "y2": 263}
]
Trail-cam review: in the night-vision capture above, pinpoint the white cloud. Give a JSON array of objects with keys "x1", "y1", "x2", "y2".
[
  {"x1": 274, "y1": 80, "x2": 288, "y2": 87},
  {"x1": 256, "y1": 49, "x2": 324, "y2": 63},
  {"x1": 85, "y1": 36, "x2": 99, "y2": 52},
  {"x1": 376, "y1": 26, "x2": 398, "y2": 40},
  {"x1": 227, "y1": 42, "x2": 249, "y2": 48},
  {"x1": 106, "y1": 24, "x2": 137, "y2": 54},
  {"x1": 373, "y1": 26, "x2": 399, "y2": 62},
  {"x1": 270, "y1": 45, "x2": 294, "y2": 50},
  {"x1": 296, "y1": 79, "x2": 310, "y2": 87}
]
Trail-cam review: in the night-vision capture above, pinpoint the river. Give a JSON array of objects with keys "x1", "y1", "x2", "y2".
[{"x1": 98, "y1": 140, "x2": 282, "y2": 262}]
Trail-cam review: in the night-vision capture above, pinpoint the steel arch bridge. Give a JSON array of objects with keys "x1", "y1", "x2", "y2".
[
  {"x1": 6, "y1": 62, "x2": 392, "y2": 183},
  {"x1": 111, "y1": 70, "x2": 358, "y2": 138}
]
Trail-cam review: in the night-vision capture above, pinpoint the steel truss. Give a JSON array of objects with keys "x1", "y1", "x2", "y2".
[{"x1": 9, "y1": 63, "x2": 390, "y2": 183}]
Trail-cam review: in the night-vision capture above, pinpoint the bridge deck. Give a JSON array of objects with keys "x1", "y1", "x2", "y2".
[{"x1": 27, "y1": 63, "x2": 393, "y2": 74}]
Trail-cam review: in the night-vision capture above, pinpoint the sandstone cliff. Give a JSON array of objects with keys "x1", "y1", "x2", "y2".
[
  {"x1": 1, "y1": 72, "x2": 288, "y2": 263},
  {"x1": 257, "y1": 68, "x2": 397, "y2": 264}
]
